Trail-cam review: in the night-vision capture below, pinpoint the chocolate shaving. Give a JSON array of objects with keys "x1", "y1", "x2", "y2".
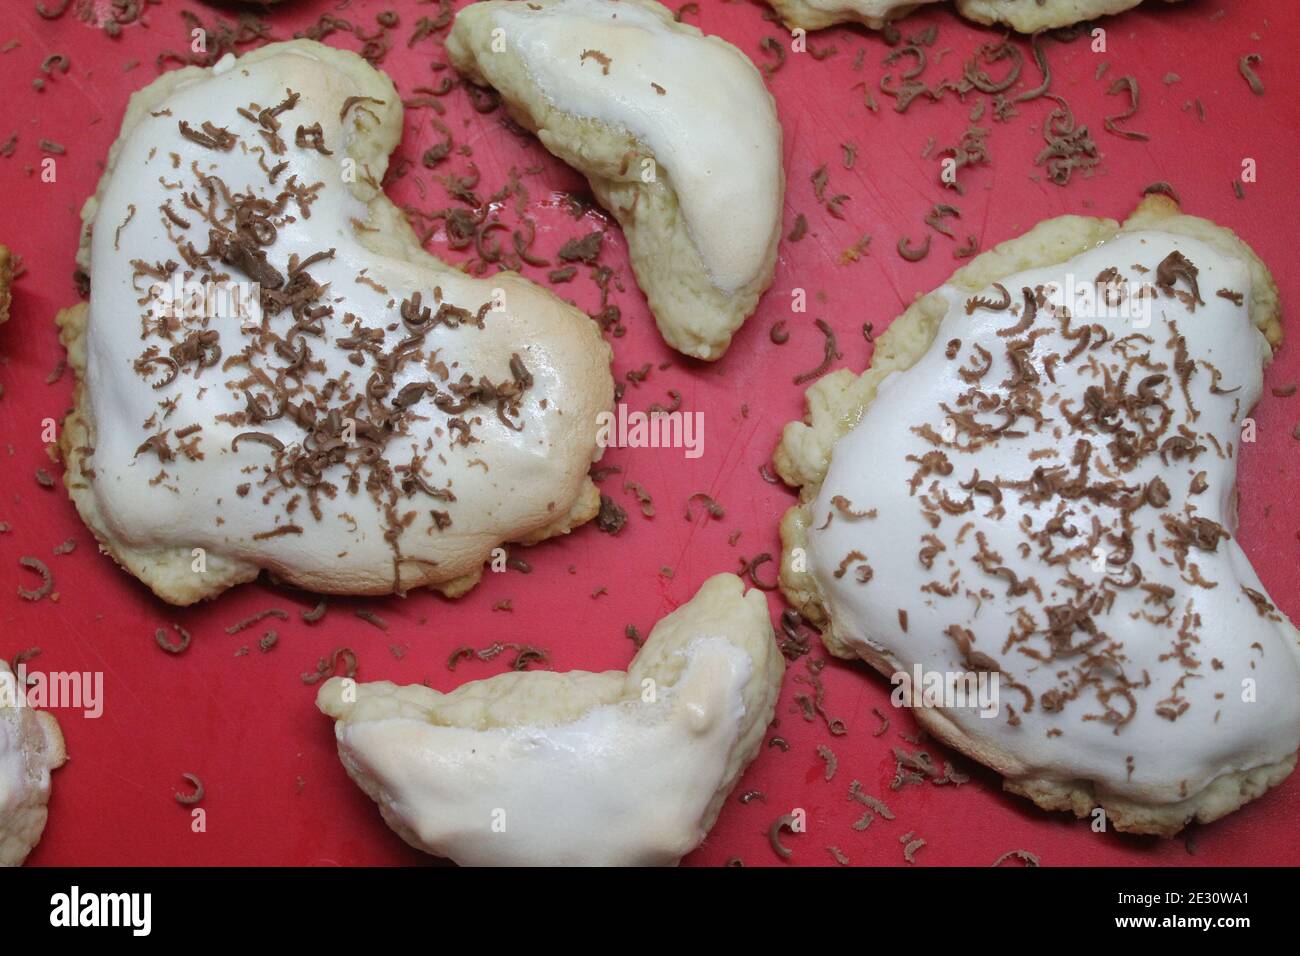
[
  {"x1": 301, "y1": 647, "x2": 358, "y2": 684},
  {"x1": 685, "y1": 492, "x2": 725, "y2": 521},
  {"x1": 225, "y1": 609, "x2": 289, "y2": 635},
  {"x1": 596, "y1": 495, "x2": 627, "y2": 535},
  {"x1": 1143, "y1": 181, "x2": 1181, "y2": 205},
  {"x1": 897, "y1": 235, "x2": 931, "y2": 262},
  {"x1": 965, "y1": 283, "x2": 1011, "y2": 315},
  {"x1": 174, "y1": 773, "x2": 205, "y2": 806},
  {"x1": 740, "y1": 553, "x2": 779, "y2": 591},
  {"x1": 793, "y1": 319, "x2": 841, "y2": 385},
  {"x1": 992, "y1": 849, "x2": 1041, "y2": 867},
  {"x1": 1104, "y1": 76, "x2": 1148, "y2": 141},
  {"x1": 354, "y1": 610, "x2": 389, "y2": 631},
  {"x1": 17, "y1": 557, "x2": 52, "y2": 601},
  {"x1": 1239, "y1": 54, "x2": 1265, "y2": 95},
  {"x1": 768, "y1": 814, "x2": 797, "y2": 860},
  {"x1": 155, "y1": 625, "x2": 192, "y2": 655}
]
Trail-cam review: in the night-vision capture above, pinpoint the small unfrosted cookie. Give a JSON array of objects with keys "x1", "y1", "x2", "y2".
[
  {"x1": 59, "y1": 40, "x2": 614, "y2": 606},
  {"x1": 317, "y1": 573, "x2": 784, "y2": 865},
  {"x1": 776, "y1": 196, "x2": 1297, "y2": 836},
  {"x1": 765, "y1": 0, "x2": 1183, "y2": 32},
  {"x1": 0, "y1": 661, "x2": 66, "y2": 867},
  {"x1": 447, "y1": 0, "x2": 784, "y2": 360}
]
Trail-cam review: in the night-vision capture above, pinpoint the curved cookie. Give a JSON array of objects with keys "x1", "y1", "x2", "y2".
[
  {"x1": 776, "y1": 196, "x2": 1297, "y2": 836},
  {"x1": 765, "y1": 0, "x2": 1182, "y2": 32},
  {"x1": 317, "y1": 573, "x2": 784, "y2": 865},
  {"x1": 447, "y1": 0, "x2": 784, "y2": 361},
  {"x1": 0, "y1": 661, "x2": 66, "y2": 867},
  {"x1": 58, "y1": 40, "x2": 614, "y2": 606}
]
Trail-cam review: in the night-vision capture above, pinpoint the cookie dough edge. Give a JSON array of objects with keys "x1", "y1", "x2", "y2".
[
  {"x1": 956, "y1": 0, "x2": 1184, "y2": 34},
  {"x1": 766, "y1": 0, "x2": 1185, "y2": 33}
]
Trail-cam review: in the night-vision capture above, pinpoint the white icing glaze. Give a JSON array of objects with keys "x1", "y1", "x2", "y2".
[
  {"x1": 0, "y1": 712, "x2": 29, "y2": 826},
  {"x1": 809, "y1": 230, "x2": 1300, "y2": 802},
  {"x1": 487, "y1": 0, "x2": 782, "y2": 293},
  {"x1": 331, "y1": 638, "x2": 751, "y2": 866},
  {"x1": 0, "y1": 665, "x2": 54, "y2": 849},
  {"x1": 84, "y1": 46, "x2": 609, "y2": 591}
]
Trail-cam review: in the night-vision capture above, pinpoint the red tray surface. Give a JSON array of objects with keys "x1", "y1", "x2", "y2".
[{"x1": 1, "y1": 0, "x2": 1297, "y2": 867}]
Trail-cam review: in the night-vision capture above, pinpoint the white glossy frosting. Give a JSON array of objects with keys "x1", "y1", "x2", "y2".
[
  {"x1": 809, "y1": 230, "x2": 1300, "y2": 802},
  {"x1": 0, "y1": 709, "x2": 32, "y2": 826},
  {"x1": 327, "y1": 638, "x2": 751, "y2": 866},
  {"x1": 0, "y1": 663, "x2": 57, "y2": 867},
  {"x1": 487, "y1": 0, "x2": 782, "y2": 293},
  {"x1": 84, "y1": 46, "x2": 609, "y2": 591}
]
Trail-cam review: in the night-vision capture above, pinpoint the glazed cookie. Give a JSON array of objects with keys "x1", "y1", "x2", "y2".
[
  {"x1": 317, "y1": 573, "x2": 784, "y2": 865},
  {"x1": 59, "y1": 40, "x2": 614, "y2": 606},
  {"x1": 764, "y1": 0, "x2": 943, "y2": 31},
  {"x1": 777, "y1": 196, "x2": 1298, "y2": 836},
  {"x1": 765, "y1": 0, "x2": 1182, "y2": 32},
  {"x1": 1, "y1": 661, "x2": 66, "y2": 867},
  {"x1": 446, "y1": 0, "x2": 784, "y2": 361},
  {"x1": 0, "y1": 245, "x2": 11, "y2": 325}
]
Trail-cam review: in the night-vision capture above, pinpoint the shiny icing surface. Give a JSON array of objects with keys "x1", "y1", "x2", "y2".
[
  {"x1": 0, "y1": 711, "x2": 29, "y2": 826},
  {"x1": 0, "y1": 665, "x2": 48, "y2": 832},
  {"x1": 486, "y1": 0, "x2": 782, "y2": 293},
  {"x1": 84, "y1": 46, "x2": 608, "y2": 590},
  {"x1": 329, "y1": 638, "x2": 752, "y2": 866},
  {"x1": 809, "y1": 230, "x2": 1300, "y2": 802}
]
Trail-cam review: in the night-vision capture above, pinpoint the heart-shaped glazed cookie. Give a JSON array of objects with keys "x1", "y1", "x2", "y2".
[
  {"x1": 777, "y1": 196, "x2": 1299, "y2": 836},
  {"x1": 58, "y1": 40, "x2": 614, "y2": 606}
]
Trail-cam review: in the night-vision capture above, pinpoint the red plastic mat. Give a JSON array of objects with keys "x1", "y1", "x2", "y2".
[{"x1": 0, "y1": 0, "x2": 1296, "y2": 866}]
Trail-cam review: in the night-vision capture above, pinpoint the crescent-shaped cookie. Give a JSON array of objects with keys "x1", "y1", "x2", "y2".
[
  {"x1": 317, "y1": 573, "x2": 784, "y2": 865},
  {"x1": 58, "y1": 40, "x2": 614, "y2": 606},
  {"x1": 0, "y1": 661, "x2": 66, "y2": 867},
  {"x1": 777, "y1": 196, "x2": 1298, "y2": 836},
  {"x1": 447, "y1": 0, "x2": 784, "y2": 360}
]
